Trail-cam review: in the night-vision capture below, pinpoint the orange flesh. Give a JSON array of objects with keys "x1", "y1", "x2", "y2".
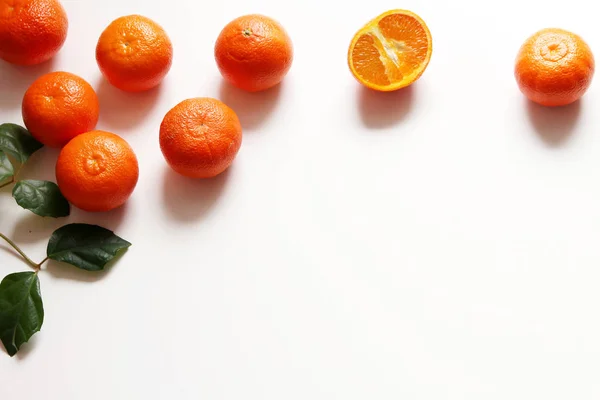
[{"x1": 349, "y1": 11, "x2": 432, "y2": 90}]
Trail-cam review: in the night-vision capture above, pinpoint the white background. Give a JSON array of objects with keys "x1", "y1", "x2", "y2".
[{"x1": 2, "y1": 0, "x2": 600, "y2": 398}]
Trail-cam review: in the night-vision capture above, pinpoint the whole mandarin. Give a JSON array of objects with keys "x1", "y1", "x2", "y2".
[
  {"x1": 56, "y1": 130, "x2": 139, "y2": 212},
  {"x1": 0, "y1": 0, "x2": 68, "y2": 65},
  {"x1": 515, "y1": 28, "x2": 594, "y2": 107},
  {"x1": 159, "y1": 98, "x2": 242, "y2": 178},
  {"x1": 22, "y1": 71, "x2": 99, "y2": 148},
  {"x1": 214, "y1": 14, "x2": 293, "y2": 92},
  {"x1": 96, "y1": 15, "x2": 173, "y2": 92}
]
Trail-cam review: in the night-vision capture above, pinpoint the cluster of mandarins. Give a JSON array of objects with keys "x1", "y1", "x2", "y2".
[
  {"x1": 0, "y1": 0, "x2": 293, "y2": 212},
  {"x1": 1, "y1": 2, "x2": 595, "y2": 212}
]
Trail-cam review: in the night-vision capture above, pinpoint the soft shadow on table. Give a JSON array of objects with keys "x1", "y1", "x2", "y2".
[
  {"x1": 95, "y1": 77, "x2": 163, "y2": 131},
  {"x1": 0, "y1": 245, "x2": 23, "y2": 263},
  {"x1": 11, "y1": 213, "x2": 65, "y2": 244},
  {"x1": 69, "y1": 202, "x2": 128, "y2": 231},
  {"x1": 13, "y1": 146, "x2": 60, "y2": 183},
  {"x1": 526, "y1": 100, "x2": 581, "y2": 146},
  {"x1": 0, "y1": 59, "x2": 57, "y2": 110},
  {"x1": 14, "y1": 335, "x2": 39, "y2": 360},
  {"x1": 162, "y1": 167, "x2": 230, "y2": 222},
  {"x1": 358, "y1": 84, "x2": 415, "y2": 129},
  {"x1": 44, "y1": 256, "x2": 119, "y2": 282},
  {"x1": 10, "y1": 200, "x2": 127, "y2": 246},
  {"x1": 218, "y1": 81, "x2": 282, "y2": 131}
]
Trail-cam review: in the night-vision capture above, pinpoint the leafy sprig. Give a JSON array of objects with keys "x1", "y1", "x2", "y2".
[
  {"x1": 0, "y1": 224, "x2": 131, "y2": 356},
  {"x1": 0, "y1": 122, "x2": 131, "y2": 356}
]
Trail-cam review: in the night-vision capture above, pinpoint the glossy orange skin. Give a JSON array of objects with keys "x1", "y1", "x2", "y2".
[
  {"x1": 96, "y1": 15, "x2": 173, "y2": 92},
  {"x1": 515, "y1": 28, "x2": 595, "y2": 107},
  {"x1": 56, "y1": 130, "x2": 139, "y2": 212},
  {"x1": 159, "y1": 98, "x2": 242, "y2": 178},
  {"x1": 22, "y1": 71, "x2": 99, "y2": 148},
  {"x1": 214, "y1": 14, "x2": 293, "y2": 92},
  {"x1": 0, "y1": 0, "x2": 67, "y2": 65}
]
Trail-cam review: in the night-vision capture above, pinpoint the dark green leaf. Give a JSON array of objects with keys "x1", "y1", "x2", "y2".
[
  {"x1": 47, "y1": 224, "x2": 132, "y2": 271},
  {"x1": 0, "y1": 123, "x2": 43, "y2": 164},
  {"x1": 0, "y1": 272, "x2": 44, "y2": 357},
  {"x1": 0, "y1": 150, "x2": 14, "y2": 183},
  {"x1": 12, "y1": 180, "x2": 70, "y2": 218}
]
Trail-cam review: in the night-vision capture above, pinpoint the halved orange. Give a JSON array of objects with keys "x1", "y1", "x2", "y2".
[{"x1": 348, "y1": 9, "x2": 433, "y2": 91}]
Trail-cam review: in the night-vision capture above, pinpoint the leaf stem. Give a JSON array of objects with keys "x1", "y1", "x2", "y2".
[
  {"x1": 0, "y1": 232, "x2": 40, "y2": 270},
  {"x1": 0, "y1": 176, "x2": 15, "y2": 189}
]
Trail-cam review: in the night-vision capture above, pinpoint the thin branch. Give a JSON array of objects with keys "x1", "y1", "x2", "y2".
[
  {"x1": 0, "y1": 177, "x2": 15, "y2": 190},
  {"x1": 37, "y1": 256, "x2": 49, "y2": 268},
  {"x1": 0, "y1": 232, "x2": 39, "y2": 270}
]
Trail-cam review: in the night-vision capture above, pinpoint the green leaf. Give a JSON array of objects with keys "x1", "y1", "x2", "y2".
[
  {"x1": 0, "y1": 272, "x2": 44, "y2": 357},
  {"x1": 0, "y1": 150, "x2": 14, "y2": 183},
  {"x1": 47, "y1": 224, "x2": 132, "y2": 271},
  {"x1": 0, "y1": 123, "x2": 43, "y2": 164},
  {"x1": 12, "y1": 180, "x2": 70, "y2": 218}
]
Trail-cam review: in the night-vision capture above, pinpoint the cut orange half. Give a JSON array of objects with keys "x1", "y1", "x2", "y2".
[{"x1": 348, "y1": 9, "x2": 433, "y2": 91}]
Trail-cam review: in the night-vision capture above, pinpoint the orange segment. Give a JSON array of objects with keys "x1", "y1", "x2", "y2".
[{"x1": 348, "y1": 9, "x2": 432, "y2": 91}]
